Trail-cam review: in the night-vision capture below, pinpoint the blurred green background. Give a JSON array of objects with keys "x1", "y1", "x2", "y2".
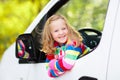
[
  {"x1": 0, "y1": 0, "x2": 108, "y2": 61},
  {"x1": 0, "y1": 0, "x2": 49, "y2": 60}
]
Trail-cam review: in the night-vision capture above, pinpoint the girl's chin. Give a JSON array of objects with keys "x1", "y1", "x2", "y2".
[
  {"x1": 59, "y1": 40, "x2": 67, "y2": 45},
  {"x1": 60, "y1": 42, "x2": 66, "y2": 44}
]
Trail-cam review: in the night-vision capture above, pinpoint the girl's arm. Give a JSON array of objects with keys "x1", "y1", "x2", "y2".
[{"x1": 47, "y1": 43, "x2": 90, "y2": 77}]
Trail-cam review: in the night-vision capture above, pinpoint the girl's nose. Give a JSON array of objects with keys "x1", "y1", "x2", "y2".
[{"x1": 59, "y1": 30, "x2": 63, "y2": 34}]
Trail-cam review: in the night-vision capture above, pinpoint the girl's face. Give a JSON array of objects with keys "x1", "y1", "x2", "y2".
[{"x1": 50, "y1": 18, "x2": 68, "y2": 46}]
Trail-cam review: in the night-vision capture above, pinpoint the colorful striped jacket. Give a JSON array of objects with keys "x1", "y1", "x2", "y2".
[{"x1": 45, "y1": 40, "x2": 90, "y2": 78}]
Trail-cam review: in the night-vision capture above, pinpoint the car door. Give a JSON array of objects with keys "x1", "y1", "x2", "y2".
[{"x1": 27, "y1": 0, "x2": 110, "y2": 80}]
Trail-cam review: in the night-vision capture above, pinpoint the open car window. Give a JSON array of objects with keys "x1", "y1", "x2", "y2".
[
  {"x1": 33, "y1": 0, "x2": 108, "y2": 55},
  {"x1": 16, "y1": 0, "x2": 109, "y2": 63}
]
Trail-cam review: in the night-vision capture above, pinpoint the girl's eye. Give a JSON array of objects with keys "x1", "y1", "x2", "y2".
[
  {"x1": 62, "y1": 27, "x2": 66, "y2": 30},
  {"x1": 54, "y1": 30, "x2": 58, "y2": 32}
]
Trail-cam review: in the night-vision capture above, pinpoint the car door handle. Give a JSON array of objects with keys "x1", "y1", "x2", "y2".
[{"x1": 78, "y1": 76, "x2": 97, "y2": 80}]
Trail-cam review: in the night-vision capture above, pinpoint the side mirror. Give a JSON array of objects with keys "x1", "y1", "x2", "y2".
[{"x1": 16, "y1": 33, "x2": 46, "y2": 63}]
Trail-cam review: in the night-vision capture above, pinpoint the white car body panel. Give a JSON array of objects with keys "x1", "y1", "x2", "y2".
[
  {"x1": 1, "y1": 0, "x2": 120, "y2": 80},
  {"x1": 107, "y1": 1, "x2": 120, "y2": 80}
]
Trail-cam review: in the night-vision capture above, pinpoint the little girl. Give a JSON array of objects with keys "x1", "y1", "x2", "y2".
[{"x1": 41, "y1": 14, "x2": 90, "y2": 78}]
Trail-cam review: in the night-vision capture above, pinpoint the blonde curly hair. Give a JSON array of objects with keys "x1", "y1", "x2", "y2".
[{"x1": 41, "y1": 14, "x2": 83, "y2": 54}]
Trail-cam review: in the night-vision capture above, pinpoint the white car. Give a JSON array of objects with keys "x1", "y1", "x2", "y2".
[{"x1": 1, "y1": 0, "x2": 120, "y2": 80}]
